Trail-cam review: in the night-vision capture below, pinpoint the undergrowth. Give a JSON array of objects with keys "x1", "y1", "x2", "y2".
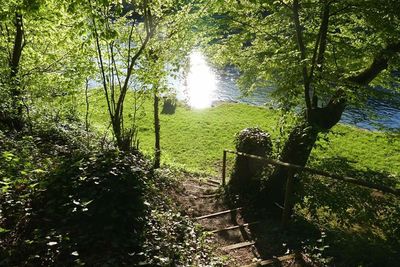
[{"x1": 0, "y1": 118, "x2": 219, "y2": 266}]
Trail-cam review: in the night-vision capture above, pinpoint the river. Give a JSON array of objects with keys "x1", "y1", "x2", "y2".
[{"x1": 172, "y1": 51, "x2": 400, "y2": 131}]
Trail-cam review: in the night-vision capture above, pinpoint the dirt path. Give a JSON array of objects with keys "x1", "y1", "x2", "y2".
[{"x1": 172, "y1": 175, "x2": 315, "y2": 267}]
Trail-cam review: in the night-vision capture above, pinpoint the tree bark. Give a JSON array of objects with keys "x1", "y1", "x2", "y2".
[
  {"x1": 153, "y1": 91, "x2": 161, "y2": 168},
  {"x1": 265, "y1": 122, "x2": 318, "y2": 207},
  {"x1": 1, "y1": 12, "x2": 25, "y2": 131},
  {"x1": 265, "y1": 91, "x2": 346, "y2": 206}
]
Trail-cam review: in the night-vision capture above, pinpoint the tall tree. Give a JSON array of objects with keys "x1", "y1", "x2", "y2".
[
  {"x1": 144, "y1": 5, "x2": 201, "y2": 168},
  {"x1": 0, "y1": 0, "x2": 93, "y2": 131},
  {"x1": 88, "y1": 0, "x2": 203, "y2": 151},
  {"x1": 207, "y1": 0, "x2": 400, "y2": 204},
  {"x1": 87, "y1": 0, "x2": 155, "y2": 150}
]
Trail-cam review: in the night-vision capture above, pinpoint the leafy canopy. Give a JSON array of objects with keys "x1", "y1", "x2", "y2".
[{"x1": 205, "y1": 0, "x2": 400, "y2": 110}]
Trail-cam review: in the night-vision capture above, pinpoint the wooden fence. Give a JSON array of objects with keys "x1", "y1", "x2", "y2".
[{"x1": 221, "y1": 149, "x2": 400, "y2": 227}]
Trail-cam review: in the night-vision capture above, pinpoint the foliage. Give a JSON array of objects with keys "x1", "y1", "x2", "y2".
[
  {"x1": 234, "y1": 127, "x2": 273, "y2": 155},
  {"x1": 140, "y1": 169, "x2": 222, "y2": 266},
  {"x1": 0, "y1": 116, "x2": 221, "y2": 266},
  {"x1": 1, "y1": 1, "x2": 399, "y2": 266},
  {"x1": 295, "y1": 164, "x2": 400, "y2": 266},
  {"x1": 1, "y1": 120, "x2": 147, "y2": 266},
  {"x1": 0, "y1": 0, "x2": 93, "y2": 129},
  {"x1": 82, "y1": 93, "x2": 400, "y2": 265},
  {"x1": 205, "y1": 0, "x2": 400, "y2": 114},
  {"x1": 85, "y1": 0, "x2": 204, "y2": 151},
  {"x1": 229, "y1": 127, "x2": 274, "y2": 200}
]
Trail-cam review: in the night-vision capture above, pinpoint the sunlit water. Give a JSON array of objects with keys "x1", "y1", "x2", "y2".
[
  {"x1": 184, "y1": 51, "x2": 217, "y2": 109},
  {"x1": 173, "y1": 51, "x2": 273, "y2": 108},
  {"x1": 174, "y1": 51, "x2": 400, "y2": 130}
]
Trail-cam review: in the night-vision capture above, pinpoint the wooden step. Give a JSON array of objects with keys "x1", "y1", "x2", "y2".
[
  {"x1": 211, "y1": 221, "x2": 259, "y2": 233},
  {"x1": 195, "y1": 207, "x2": 242, "y2": 220},
  {"x1": 204, "y1": 181, "x2": 220, "y2": 188},
  {"x1": 241, "y1": 254, "x2": 297, "y2": 267},
  {"x1": 221, "y1": 241, "x2": 255, "y2": 251},
  {"x1": 198, "y1": 193, "x2": 220, "y2": 198},
  {"x1": 207, "y1": 178, "x2": 222, "y2": 185}
]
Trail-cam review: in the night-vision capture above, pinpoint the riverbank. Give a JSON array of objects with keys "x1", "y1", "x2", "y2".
[{"x1": 82, "y1": 91, "x2": 400, "y2": 181}]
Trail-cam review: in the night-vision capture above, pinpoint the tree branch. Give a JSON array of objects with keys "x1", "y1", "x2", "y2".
[
  {"x1": 348, "y1": 41, "x2": 400, "y2": 85},
  {"x1": 292, "y1": 0, "x2": 312, "y2": 111},
  {"x1": 316, "y1": 2, "x2": 330, "y2": 69},
  {"x1": 278, "y1": 0, "x2": 292, "y2": 9},
  {"x1": 88, "y1": 0, "x2": 114, "y2": 121},
  {"x1": 116, "y1": 1, "x2": 155, "y2": 119},
  {"x1": 9, "y1": 12, "x2": 24, "y2": 79}
]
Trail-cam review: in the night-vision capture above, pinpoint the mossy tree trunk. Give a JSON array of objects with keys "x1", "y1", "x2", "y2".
[{"x1": 266, "y1": 1, "x2": 400, "y2": 212}]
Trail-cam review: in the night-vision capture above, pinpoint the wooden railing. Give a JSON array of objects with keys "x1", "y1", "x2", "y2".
[{"x1": 221, "y1": 149, "x2": 400, "y2": 226}]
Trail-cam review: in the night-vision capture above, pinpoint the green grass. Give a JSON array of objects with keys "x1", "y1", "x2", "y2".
[{"x1": 80, "y1": 90, "x2": 400, "y2": 179}]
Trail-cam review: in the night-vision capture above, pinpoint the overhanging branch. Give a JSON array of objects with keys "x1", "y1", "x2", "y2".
[{"x1": 348, "y1": 41, "x2": 400, "y2": 86}]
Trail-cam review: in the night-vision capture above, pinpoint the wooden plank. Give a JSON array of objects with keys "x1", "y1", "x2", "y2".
[
  {"x1": 281, "y1": 169, "x2": 295, "y2": 227},
  {"x1": 221, "y1": 241, "x2": 255, "y2": 251},
  {"x1": 184, "y1": 190, "x2": 198, "y2": 196},
  {"x1": 203, "y1": 190, "x2": 219, "y2": 196},
  {"x1": 186, "y1": 178, "x2": 220, "y2": 188},
  {"x1": 241, "y1": 254, "x2": 296, "y2": 267},
  {"x1": 222, "y1": 150, "x2": 227, "y2": 186},
  {"x1": 204, "y1": 181, "x2": 220, "y2": 187},
  {"x1": 207, "y1": 178, "x2": 221, "y2": 185},
  {"x1": 211, "y1": 222, "x2": 259, "y2": 234},
  {"x1": 195, "y1": 207, "x2": 242, "y2": 220}
]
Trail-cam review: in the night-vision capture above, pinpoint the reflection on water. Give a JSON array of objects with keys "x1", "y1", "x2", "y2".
[
  {"x1": 176, "y1": 50, "x2": 400, "y2": 130},
  {"x1": 184, "y1": 51, "x2": 217, "y2": 109},
  {"x1": 342, "y1": 98, "x2": 400, "y2": 130},
  {"x1": 175, "y1": 51, "x2": 273, "y2": 108}
]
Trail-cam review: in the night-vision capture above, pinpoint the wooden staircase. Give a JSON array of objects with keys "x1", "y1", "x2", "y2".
[{"x1": 184, "y1": 178, "x2": 304, "y2": 266}]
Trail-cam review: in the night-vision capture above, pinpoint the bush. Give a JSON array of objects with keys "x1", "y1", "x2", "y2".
[
  {"x1": 1, "y1": 122, "x2": 220, "y2": 266},
  {"x1": 0, "y1": 121, "x2": 152, "y2": 266},
  {"x1": 229, "y1": 127, "x2": 273, "y2": 197}
]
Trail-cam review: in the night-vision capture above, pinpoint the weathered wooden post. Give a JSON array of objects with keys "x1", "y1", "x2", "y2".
[
  {"x1": 281, "y1": 168, "x2": 295, "y2": 228},
  {"x1": 222, "y1": 150, "x2": 227, "y2": 186}
]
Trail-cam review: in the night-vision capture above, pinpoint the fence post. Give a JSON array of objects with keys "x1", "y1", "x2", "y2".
[
  {"x1": 281, "y1": 168, "x2": 295, "y2": 228},
  {"x1": 222, "y1": 150, "x2": 227, "y2": 186}
]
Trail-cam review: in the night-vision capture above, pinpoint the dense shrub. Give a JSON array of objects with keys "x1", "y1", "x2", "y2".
[
  {"x1": 229, "y1": 127, "x2": 273, "y2": 197},
  {"x1": 0, "y1": 116, "x2": 151, "y2": 265},
  {"x1": 1, "y1": 122, "x2": 219, "y2": 266}
]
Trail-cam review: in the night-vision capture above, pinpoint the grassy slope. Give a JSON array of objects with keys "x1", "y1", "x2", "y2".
[{"x1": 82, "y1": 90, "x2": 400, "y2": 179}]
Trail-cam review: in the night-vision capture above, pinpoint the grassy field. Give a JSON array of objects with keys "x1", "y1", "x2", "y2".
[{"x1": 80, "y1": 90, "x2": 400, "y2": 181}]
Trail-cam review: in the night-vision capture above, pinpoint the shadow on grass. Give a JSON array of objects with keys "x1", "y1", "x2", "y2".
[
  {"x1": 224, "y1": 155, "x2": 400, "y2": 266},
  {"x1": 296, "y1": 156, "x2": 400, "y2": 266}
]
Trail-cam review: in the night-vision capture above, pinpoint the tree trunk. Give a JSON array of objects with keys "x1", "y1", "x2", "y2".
[
  {"x1": 265, "y1": 90, "x2": 346, "y2": 207},
  {"x1": 1, "y1": 12, "x2": 25, "y2": 131},
  {"x1": 153, "y1": 91, "x2": 161, "y2": 168},
  {"x1": 265, "y1": 122, "x2": 319, "y2": 206}
]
